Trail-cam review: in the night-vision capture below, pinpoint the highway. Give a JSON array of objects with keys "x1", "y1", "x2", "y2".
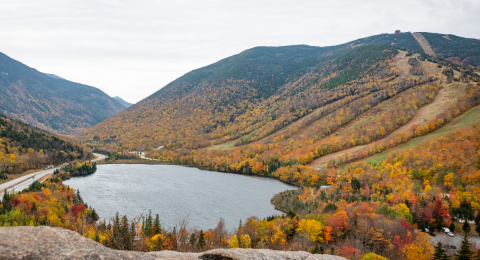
[{"x1": 0, "y1": 153, "x2": 106, "y2": 197}]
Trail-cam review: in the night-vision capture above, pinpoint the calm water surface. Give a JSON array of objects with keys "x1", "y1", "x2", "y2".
[{"x1": 63, "y1": 164, "x2": 296, "y2": 231}]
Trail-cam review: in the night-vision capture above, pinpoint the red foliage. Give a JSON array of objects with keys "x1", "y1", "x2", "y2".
[
  {"x1": 341, "y1": 246, "x2": 361, "y2": 259},
  {"x1": 11, "y1": 198, "x2": 20, "y2": 206},
  {"x1": 41, "y1": 208, "x2": 48, "y2": 216},
  {"x1": 400, "y1": 219, "x2": 411, "y2": 230},
  {"x1": 71, "y1": 204, "x2": 86, "y2": 215}
]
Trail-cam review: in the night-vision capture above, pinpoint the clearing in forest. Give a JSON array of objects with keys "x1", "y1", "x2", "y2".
[
  {"x1": 411, "y1": 32, "x2": 437, "y2": 57},
  {"x1": 365, "y1": 105, "x2": 480, "y2": 164},
  {"x1": 308, "y1": 57, "x2": 465, "y2": 169},
  {"x1": 309, "y1": 81, "x2": 466, "y2": 169}
]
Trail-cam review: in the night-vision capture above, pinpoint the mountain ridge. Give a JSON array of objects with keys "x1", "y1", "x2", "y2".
[
  {"x1": 113, "y1": 96, "x2": 133, "y2": 108},
  {"x1": 0, "y1": 52, "x2": 126, "y2": 135}
]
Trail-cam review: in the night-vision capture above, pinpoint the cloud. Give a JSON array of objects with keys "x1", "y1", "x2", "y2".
[{"x1": 0, "y1": 0, "x2": 479, "y2": 103}]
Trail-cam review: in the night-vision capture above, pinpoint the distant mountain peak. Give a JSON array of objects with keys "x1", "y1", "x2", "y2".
[
  {"x1": 43, "y1": 73, "x2": 65, "y2": 80},
  {"x1": 113, "y1": 96, "x2": 133, "y2": 108}
]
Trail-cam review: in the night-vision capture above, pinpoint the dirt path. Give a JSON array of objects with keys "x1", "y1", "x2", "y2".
[{"x1": 411, "y1": 32, "x2": 437, "y2": 57}]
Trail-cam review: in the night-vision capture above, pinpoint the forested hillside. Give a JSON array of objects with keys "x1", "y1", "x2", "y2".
[
  {"x1": 0, "y1": 114, "x2": 92, "y2": 179},
  {"x1": 0, "y1": 52, "x2": 125, "y2": 135},
  {"x1": 15, "y1": 31, "x2": 480, "y2": 259},
  {"x1": 79, "y1": 32, "x2": 480, "y2": 151}
]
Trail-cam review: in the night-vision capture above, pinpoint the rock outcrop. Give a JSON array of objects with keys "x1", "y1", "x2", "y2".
[{"x1": 0, "y1": 226, "x2": 348, "y2": 260}]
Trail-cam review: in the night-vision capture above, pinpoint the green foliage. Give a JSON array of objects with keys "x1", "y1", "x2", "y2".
[
  {"x1": 455, "y1": 233, "x2": 475, "y2": 260},
  {"x1": 323, "y1": 45, "x2": 398, "y2": 89},
  {"x1": 433, "y1": 242, "x2": 449, "y2": 260},
  {"x1": 323, "y1": 203, "x2": 338, "y2": 213}
]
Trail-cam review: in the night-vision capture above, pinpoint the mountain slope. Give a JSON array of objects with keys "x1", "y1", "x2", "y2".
[
  {"x1": 0, "y1": 52, "x2": 125, "y2": 135},
  {"x1": 113, "y1": 96, "x2": 133, "y2": 108},
  {"x1": 0, "y1": 114, "x2": 92, "y2": 179},
  {"x1": 79, "y1": 32, "x2": 480, "y2": 152}
]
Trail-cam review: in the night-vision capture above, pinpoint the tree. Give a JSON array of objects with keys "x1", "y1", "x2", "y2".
[
  {"x1": 402, "y1": 232, "x2": 434, "y2": 260},
  {"x1": 189, "y1": 233, "x2": 197, "y2": 248},
  {"x1": 463, "y1": 221, "x2": 471, "y2": 234},
  {"x1": 240, "y1": 234, "x2": 251, "y2": 248},
  {"x1": 455, "y1": 233, "x2": 475, "y2": 260},
  {"x1": 361, "y1": 252, "x2": 388, "y2": 260},
  {"x1": 154, "y1": 214, "x2": 161, "y2": 235},
  {"x1": 198, "y1": 230, "x2": 205, "y2": 248},
  {"x1": 433, "y1": 242, "x2": 449, "y2": 260},
  {"x1": 450, "y1": 222, "x2": 456, "y2": 232},
  {"x1": 229, "y1": 235, "x2": 239, "y2": 248}
]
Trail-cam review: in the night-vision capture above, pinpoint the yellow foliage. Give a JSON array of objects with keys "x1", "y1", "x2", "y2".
[
  {"x1": 402, "y1": 232, "x2": 433, "y2": 260},
  {"x1": 240, "y1": 234, "x2": 251, "y2": 248},
  {"x1": 229, "y1": 235, "x2": 239, "y2": 248},
  {"x1": 296, "y1": 219, "x2": 324, "y2": 242},
  {"x1": 149, "y1": 234, "x2": 164, "y2": 251}
]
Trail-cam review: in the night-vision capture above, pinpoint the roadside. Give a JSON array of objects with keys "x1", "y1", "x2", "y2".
[{"x1": 0, "y1": 153, "x2": 106, "y2": 197}]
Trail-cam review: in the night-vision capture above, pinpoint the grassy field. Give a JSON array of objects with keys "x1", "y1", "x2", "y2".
[
  {"x1": 365, "y1": 105, "x2": 480, "y2": 164},
  {"x1": 206, "y1": 139, "x2": 238, "y2": 150}
]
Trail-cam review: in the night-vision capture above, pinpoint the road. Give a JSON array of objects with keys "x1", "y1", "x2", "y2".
[{"x1": 0, "y1": 153, "x2": 106, "y2": 197}]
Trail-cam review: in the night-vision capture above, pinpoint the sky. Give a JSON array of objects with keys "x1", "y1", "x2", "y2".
[{"x1": 0, "y1": 0, "x2": 479, "y2": 103}]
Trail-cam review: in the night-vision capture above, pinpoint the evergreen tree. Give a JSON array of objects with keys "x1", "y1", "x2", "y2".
[
  {"x1": 189, "y1": 233, "x2": 197, "y2": 248},
  {"x1": 463, "y1": 221, "x2": 471, "y2": 234},
  {"x1": 433, "y1": 242, "x2": 449, "y2": 260},
  {"x1": 198, "y1": 230, "x2": 205, "y2": 248},
  {"x1": 154, "y1": 214, "x2": 161, "y2": 235},
  {"x1": 145, "y1": 210, "x2": 153, "y2": 236},
  {"x1": 31, "y1": 202, "x2": 37, "y2": 212},
  {"x1": 91, "y1": 208, "x2": 99, "y2": 221},
  {"x1": 450, "y1": 221, "x2": 456, "y2": 232},
  {"x1": 455, "y1": 233, "x2": 475, "y2": 260}
]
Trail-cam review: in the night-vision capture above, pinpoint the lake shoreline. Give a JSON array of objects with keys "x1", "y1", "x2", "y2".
[
  {"x1": 64, "y1": 164, "x2": 295, "y2": 230},
  {"x1": 100, "y1": 158, "x2": 301, "y2": 188}
]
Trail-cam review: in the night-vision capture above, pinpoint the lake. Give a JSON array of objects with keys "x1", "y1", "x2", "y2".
[{"x1": 63, "y1": 164, "x2": 296, "y2": 231}]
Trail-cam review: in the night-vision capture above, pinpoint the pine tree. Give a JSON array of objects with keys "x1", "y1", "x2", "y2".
[
  {"x1": 154, "y1": 214, "x2": 161, "y2": 235},
  {"x1": 189, "y1": 233, "x2": 197, "y2": 248},
  {"x1": 433, "y1": 242, "x2": 449, "y2": 260},
  {"x1": 198, "y1": 230, "x2": 205, "y2": 248},
  {"x1": 91, "y1": 208, "x2": 99, "y2": 221},
  {"x1": 455, "y1": 233, "x2": 475, "y2": 260},
  {"x1": 463, "y1": 221, "x2": 471, "y2": 234},
  {"x1": 450, "y1": 221, "x2": 456, "y2": 232}
]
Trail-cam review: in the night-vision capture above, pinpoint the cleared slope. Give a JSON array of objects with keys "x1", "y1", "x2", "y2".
[
  {"x1": 366, "y1": 104, "x2": 480, "y2": 164},
  {"x1": 411, "y1": 33, "x2": 437, "y2": 57},
  {"x1": 0, "y1": 52, "x2": 125, "y2": 135},
  {"x1": 308, "y1": 54, "x2": 463, "y2": 169}
]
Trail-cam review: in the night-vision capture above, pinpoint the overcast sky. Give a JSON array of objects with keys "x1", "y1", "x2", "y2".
[{"x1": 1, "y1": 0, "x2": 479, "y2": 103}]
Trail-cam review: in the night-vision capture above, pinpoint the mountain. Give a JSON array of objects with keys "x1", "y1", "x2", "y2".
[
  {"x1": 43, "y1": 73, "x2": 65, "y2": 80},
  {"x1": 0, "y1": 52, "x2": 126, "y2": 135},
  {"x1": 113, "y1": 96, "x2": 133, "y2": 108},
  {"x1": 80, "y1": 32, "x2": 480, "y2": 151}
]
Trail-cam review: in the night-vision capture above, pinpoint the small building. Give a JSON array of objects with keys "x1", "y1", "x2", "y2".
[
  {"x1": 319, "y1": 185, "x2": 331, "y2": 191},
  {"x1": 395, "y1": 30, "x2": 401, "y2": 35}
]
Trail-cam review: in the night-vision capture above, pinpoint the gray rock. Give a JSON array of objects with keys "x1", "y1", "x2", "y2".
[{"x1": 0, "y1": 226, "x2": 347, "y2": 260}]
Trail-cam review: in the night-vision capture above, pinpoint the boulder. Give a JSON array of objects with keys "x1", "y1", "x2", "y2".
[{"x1": 0, "y1": 226, "x2": 347, "y2": 260}]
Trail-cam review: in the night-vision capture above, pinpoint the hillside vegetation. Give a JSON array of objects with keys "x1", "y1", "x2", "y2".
[
  {"x1": 10, "y1": 31, "x2": 480, "y2": 259},
  {"x1": 0, "y1": 52, "x2": 125, "y2": 135},
  {"x1": 0, "y1": 114, "x2": 92, "y2": 180}
]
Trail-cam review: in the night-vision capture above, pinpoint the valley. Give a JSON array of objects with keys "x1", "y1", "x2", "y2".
[{"x1": 2, "y1": 31, "x2": 480, "y2": 259}]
